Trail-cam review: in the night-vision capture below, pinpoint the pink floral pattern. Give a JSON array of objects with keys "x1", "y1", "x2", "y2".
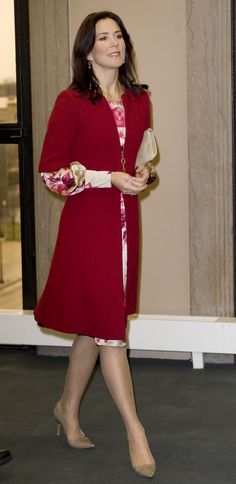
[
  {"x1": 96, "y1": 101, "x2": 127, "y2": 347},
  {"x1": 109, "y1": 100, "x2": 126, "y2": 145},
  {"x1": 41, "y1": 166, "x2": 86, "y2": 196}
]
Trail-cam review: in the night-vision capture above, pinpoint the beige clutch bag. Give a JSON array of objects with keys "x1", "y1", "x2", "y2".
[
  {"x1": 135, "y1": 128, "x2": 157, "y2": 166},
  {"x1": 135, "y1": 128, "x2": 158, "y2": 184}
]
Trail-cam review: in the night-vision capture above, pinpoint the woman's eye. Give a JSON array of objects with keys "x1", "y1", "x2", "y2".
[
  {"x1": 98, "y1": 36, "x2": 107, "y2": 41},
  {"x1": 116, "y1": 33, "x2": 123, "y2": 39}
]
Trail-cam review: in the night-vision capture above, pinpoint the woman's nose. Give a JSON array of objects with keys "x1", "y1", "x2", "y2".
[{"x1": 110, "y1": 35, "x2": 119, "y2": 47}]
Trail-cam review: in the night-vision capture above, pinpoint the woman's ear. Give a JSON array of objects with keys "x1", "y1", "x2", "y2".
[{"x1": 87, "y1": 53, "x2": 93, "y2": 61}]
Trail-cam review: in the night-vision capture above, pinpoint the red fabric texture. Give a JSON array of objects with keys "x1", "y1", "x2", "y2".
[{"x1": 34, "y1": 88, "x2": 150, "y2": 340}]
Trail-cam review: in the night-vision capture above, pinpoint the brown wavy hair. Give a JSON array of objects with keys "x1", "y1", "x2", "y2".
[{"x1": 70, "y1": 11, "x2": 144, "y2": 102}]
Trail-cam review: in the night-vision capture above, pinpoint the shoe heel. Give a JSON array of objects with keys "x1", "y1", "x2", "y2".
[{"x1": 56, "y1": 421, "x2": 61, "y2": 437}]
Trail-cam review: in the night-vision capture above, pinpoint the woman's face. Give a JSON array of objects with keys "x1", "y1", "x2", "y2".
[{"x1": 87, "y1": 18, "x2": 126, "y2": 71}]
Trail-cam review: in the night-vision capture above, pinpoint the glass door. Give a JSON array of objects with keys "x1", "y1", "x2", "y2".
[{"x1": 0, "y1": 0, "x2": 36, "y2": 309}]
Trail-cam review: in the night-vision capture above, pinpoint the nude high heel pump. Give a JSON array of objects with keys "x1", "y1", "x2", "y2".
[
  {"x1": 129, "y1": 438, "x2": 156, "y2": 478},
  {"x1": 132, "y1": 462, "x2": 156, "y2": 479},
  {"x1": 53, "y1": 403, "x2": 95, "y2": 449}
]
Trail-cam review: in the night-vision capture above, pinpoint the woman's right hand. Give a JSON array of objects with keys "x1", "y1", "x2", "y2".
[{"x1": 111, "y1": 171, "x2": 147, "y2": 195}]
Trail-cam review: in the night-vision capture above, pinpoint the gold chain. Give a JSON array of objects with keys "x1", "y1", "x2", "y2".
[{"x1": 121, "y1": 145, "x2": 126, "y2": 172}]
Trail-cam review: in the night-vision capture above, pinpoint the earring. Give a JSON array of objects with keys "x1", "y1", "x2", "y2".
[{"x1": 88, "y1": 61, "x2": 92, "y2": 69}]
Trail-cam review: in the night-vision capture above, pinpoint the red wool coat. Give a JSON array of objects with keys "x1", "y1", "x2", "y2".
[{"x1": 34, "y1": 88, "x2": 150, "y2": 340}]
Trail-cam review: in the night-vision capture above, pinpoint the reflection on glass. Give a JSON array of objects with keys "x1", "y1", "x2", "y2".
[
  {"x1": 0, "y1": 145, "x2": 22, "y2": 309},
  {"x1": 0, "y1": 0, "x2": 17, "y2": 123}
]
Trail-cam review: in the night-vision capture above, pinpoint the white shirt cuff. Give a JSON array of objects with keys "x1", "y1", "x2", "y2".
[{"x1": 85, "y1": 170, "x2": 111, "y2": 188}]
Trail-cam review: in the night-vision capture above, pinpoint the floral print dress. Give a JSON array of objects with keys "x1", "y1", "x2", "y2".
[{"x1": 41, "y1": 101, "x2": 127, "y2": 347}]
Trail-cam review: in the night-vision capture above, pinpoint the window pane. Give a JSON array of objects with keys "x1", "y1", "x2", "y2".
[
  {"x1": 0, "y1": 0, "x2": 17, "y2": 123},
  {"x1": 0, "y1": 144, "x2": 22, "y2": 309}
]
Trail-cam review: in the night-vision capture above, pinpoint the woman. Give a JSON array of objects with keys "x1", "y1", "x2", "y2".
[{"x1": 34, "y1": 11, "x2": 157, "y2": 478}]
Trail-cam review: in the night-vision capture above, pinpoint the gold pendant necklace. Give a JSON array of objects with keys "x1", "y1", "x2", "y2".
[{"x1": 121, "y1": 145, "x2": 126, "y2": 172}]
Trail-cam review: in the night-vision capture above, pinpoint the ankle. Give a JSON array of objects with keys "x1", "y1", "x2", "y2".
[
  {"x1": 127, "y1": 422, "x2": 145, "y2": 443},
  {"x1": 55, "y1": 400, "x2": 78, "y2": 421}
]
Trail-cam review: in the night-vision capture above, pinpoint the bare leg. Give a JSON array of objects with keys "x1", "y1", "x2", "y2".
[
  {"x1": 99, "y1": 346, "x2": 155, "y2": 469},
  {"x1": 56, "y1": 335, "x2": 99, "y2": 441}
]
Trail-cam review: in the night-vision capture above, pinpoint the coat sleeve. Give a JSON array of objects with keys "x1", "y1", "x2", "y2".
[
  {"x1": 38, "y1": 90, "x2": 79, "y2": 173},
  {"x1": 38, "y1": 90, "x2": 112, "y2": 193}
]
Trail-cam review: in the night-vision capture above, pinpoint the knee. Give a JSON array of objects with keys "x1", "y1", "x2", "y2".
[{"x1": 70, "y1": 335, "x2": 97, "y2": 358}]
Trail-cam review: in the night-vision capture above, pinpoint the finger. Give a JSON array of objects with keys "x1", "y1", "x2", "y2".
[
  {"x1": 135, "y1": 166, "x2": 148, "y2": 175},
  {"x1": 136, "y1": 172, "x2": 149, "y2": 183},
  {"x1": 122, "y1": 190, "x2": 136, "y2": 195},
  {"x1": 124, "y1": 185, "x2": 147, "y2": 195},
  {"x1": 131, "y1": 181, "x2": 147, "y2": 190},
  {"x1": 135, "y1": 168, "x2": 144, "y2": 176},
  {"x1": 130, "y1": 177, "x2": 145, "y2": 187}
]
